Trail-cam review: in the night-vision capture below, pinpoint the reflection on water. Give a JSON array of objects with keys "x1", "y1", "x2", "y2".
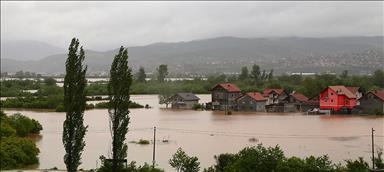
[{"x1": 3, "y1": 94, "x2": 384, "y2": 171}]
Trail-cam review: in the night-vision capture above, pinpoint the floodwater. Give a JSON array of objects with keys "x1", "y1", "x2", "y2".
[{"x1": 3, "y1": 94, "x2": 384, "y2": 171}]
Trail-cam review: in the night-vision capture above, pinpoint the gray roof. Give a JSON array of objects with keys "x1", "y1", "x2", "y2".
[{"x1": 175, "y1": 93, "x2": 200, "y2": 101}]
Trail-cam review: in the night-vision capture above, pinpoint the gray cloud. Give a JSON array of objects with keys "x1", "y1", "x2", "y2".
[{"x1": 1, "y1": 1, "x2": 383, "y2": 50}]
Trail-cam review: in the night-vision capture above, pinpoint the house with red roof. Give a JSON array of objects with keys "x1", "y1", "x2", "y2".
[
  {"x1": 319, "y1": 85, "x2": 359, "y2": 113},
  {"x1": 262, "y1": 88, "x2": 289, "y2": 112},
  {"x1": 236, "y1": 92, "x2": 267, "y2": 112},
  {"x1": 211, "y1": 83, "x2": 242, "y2": 110},
  {"x1": 359, "y1": 90, "x2": 384, "y2": 114}
]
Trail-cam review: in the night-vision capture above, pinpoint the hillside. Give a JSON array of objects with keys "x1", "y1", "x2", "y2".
[{"x1": 1, "y1": 36, "x2": 383, "y2": 75}]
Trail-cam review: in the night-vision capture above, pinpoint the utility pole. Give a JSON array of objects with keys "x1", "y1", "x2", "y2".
[
  {"x1": 152, "y1": 126, "x2": 156, "y2": 168},
  {"x1": 371, "y1": 128, "x2": 375, "y2": 169}
]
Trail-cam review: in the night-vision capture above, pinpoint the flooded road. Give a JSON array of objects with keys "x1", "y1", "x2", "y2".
[{"x1": 4, "y1": 94, "x2": 384, "y2": 171}]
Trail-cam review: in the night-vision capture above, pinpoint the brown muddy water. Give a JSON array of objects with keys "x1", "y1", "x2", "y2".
[{"x1": 3, "y1": 94, "x2": 384, "y2": 171}]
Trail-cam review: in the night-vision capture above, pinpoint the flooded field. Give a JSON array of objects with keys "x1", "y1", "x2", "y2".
[{"x1": 3, "y1": 94, "x2": 384, "y2": 171}]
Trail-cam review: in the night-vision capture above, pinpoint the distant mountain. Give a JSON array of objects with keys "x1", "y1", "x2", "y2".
[
  {"x1": 1, "y1": 36, "x2": 383, "y2": 74},
  {"x1": 1, "y1": 40, "x2": 65, "y2": 61}
]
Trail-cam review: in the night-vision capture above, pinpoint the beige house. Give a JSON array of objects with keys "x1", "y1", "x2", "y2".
[{"x1": 169, "y1": 93, "x2": 200, "y2": 109}]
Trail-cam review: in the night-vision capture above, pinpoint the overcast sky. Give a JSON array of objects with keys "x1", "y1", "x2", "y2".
[{"x1": 1, "y1": 1, "x2": 383, "y2": 50}]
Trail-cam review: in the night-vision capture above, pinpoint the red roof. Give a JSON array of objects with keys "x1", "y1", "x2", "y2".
[
  {"x1": 263, "y1": 88, "x2": 284, "y2": 97},
  {"x1": 370, "y1": 90, "x2": 384, "y2": 101},
  {"x1": 328, "y1": 85, "x2": 356, "y2": 99},
  {"x1": 212, "y1": 83, "x2": 240, "y2": 92},
  {"x1": 245, "y1": 92, "x2": 267, "y2": 101},
  {"x1": 290, "y1": 92, "x2": 308, "y2": 102},
  {"x1": 346, "y1": 87, "x2": 359, "y2": 94}
]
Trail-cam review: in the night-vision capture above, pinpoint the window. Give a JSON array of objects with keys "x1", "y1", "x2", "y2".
[
  {"x1": 331, "y1": 99, "x2": 333, "y2": 102},
  {"x1": 331, "y1": 93, "x2": 333, "y2": 96}
]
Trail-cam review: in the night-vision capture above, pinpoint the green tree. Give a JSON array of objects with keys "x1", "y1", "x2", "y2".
[
  {"x1": 44, "y1": 77, "x2": 57, "y2": 86},
  {"x1": 62, "y1": 38, "x2": 88, "y2": 172},
  {"x1": 158, "y1": 84, "x2": 174, "y2": 108},
  {"x1": 136, "y1": 66, "x2": 147, "y2": 83},
  {"x1": 238, "y1": 66, "x2": 249, "y2": 81},
  {"x1": 373, "y1": 69, "x2": 384, "y2": 88},
  {"x1": 268, "y1": 69, "x2": 274, "y2": 81},
  {"x1": 250, "y1": 64, "x2": 261, "y2": 83},
  {"x1": 169, "y1": 148, "x2": 200, "y2": 172},
  {"x1": 157, "y1": 64, "x2": 168, "y2": 82},
  {"x1": 108, "y1": 46, "x2": 132, "y2": 171}
]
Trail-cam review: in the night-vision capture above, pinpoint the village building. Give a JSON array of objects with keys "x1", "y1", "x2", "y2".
[
  {"x1": 359, "y1": 90, "x2": 384, "y2": 114},
  {"x1": 262, "y1": 88, "x2": 289, "y2": 112},
  {"x1": 284, "y1": 91, "x2": 310, "y2": 112},
  {"x1": 211, "y1": 83, "x2": 241, "y2": 110},
  {"x1": 168, "y1": 93, "x2": 200, "y2": 109},
  {"x1": 236, "y1": 92, "x2": 267, "y2": 112},
  {"x1": 304, "y1": 95, "x2": 321, "y2": 112},
  {"x1": 319, "y1": 85, "x2": 360, "y2": 113}
]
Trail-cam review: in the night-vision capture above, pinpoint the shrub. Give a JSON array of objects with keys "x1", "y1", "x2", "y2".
[
  {"x1": 169, "y1": 148, "x2": 200, "y2": 172},
  {"x1": 8, "y1": 113, "x2": 42, "y2": 137},
  {"x1": 0, "y1": 137, "x2": 40, "y2": 170},
  {"x1": 95, "y1": 101, "x2": 144, "y2": 109},
  {"x1": 192, "y1": 104, "x2": 203, "y2": 110}
]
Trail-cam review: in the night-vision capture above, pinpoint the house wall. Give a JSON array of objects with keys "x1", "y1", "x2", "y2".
[
  {"x1": 170, "y1": 95, "x2": 198, "y2": 109},
  {"x1": 237, "y1": 96, "x2": 266, "y2": 112},
  {"x1": 320, "y1": 88, "x2": 356, "y2": 112},
  {"x1": 359, "y1": 93, "x2": 384, "y2": 114},
  {"x1": 266, "y1": 91, "x2": 288, "y2": 105},
  {"x1": 211, "y1": 87, "x2": 241, "y2": 110}
]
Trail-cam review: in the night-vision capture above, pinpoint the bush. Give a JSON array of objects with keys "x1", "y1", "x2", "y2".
[
  {"x1": 138, "y1": 139, "x2": 150, "y2": 145},
  {"x1": 345, "y1": 157, "x2": 369, "y2": 172},
  {"x1": 192, "y1": 104, "x2": 203, "y2": 110},
  {"x1": 130, "y1": 139, "x2": 150, "y2": 145},
  {"x1": 95, "y1": 101, "x2": 144, "y2": 109},
  {"x1": 97, "y1": 156, "x2": 164, "y2": 172},
  {"x1": 0, "y1": 137, "x2": 40, "y2": 170},
  {"x1": 8, "y1": 113, "x2": 43, "y2": 137}
]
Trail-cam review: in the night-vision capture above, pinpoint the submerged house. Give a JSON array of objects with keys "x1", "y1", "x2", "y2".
[
  {"x1": 319, "y1": 85, "x2": 359, "y2": 113},
  {"x1": 168, "y1": 93, "x2": 200, "y2": 109},
  {"x1": 359, "y1": 90, "x2": 384, "y2": 114},
  {"x1": 211, "y1": 83, "x2": 241, "y2": 110},
  {"x1": 263, "y1": 88, "x2": 289, "y2": 112},
  {"x1": 284, "y1": 91, "x2": 310, "y2": 112},
  {"x1": 236, "y1": 92, "x2": 267, "y2": 112}
]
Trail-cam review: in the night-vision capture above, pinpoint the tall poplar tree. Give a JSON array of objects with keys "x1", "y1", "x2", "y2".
[
  {"x1": 62, "y1": 38, "x2": 88, "y2": 172},
  {"x1": 108, "y1": 46, "x2": 132, "y2": 171}
]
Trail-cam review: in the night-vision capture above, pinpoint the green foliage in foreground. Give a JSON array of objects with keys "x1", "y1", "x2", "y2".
[
  {"x1": 204, "y1": 144, "x2": 384, "y2": 172},
  {"x1": 97, "y1": 156, "x2": 164, "y2": 172},
  {"x1": 0, "y1": 111, "x2": 42, "y2": 170},
  {"x1": 169, "y1": 148, "x2": 200, "y2": 172},
  {"x1": 0, "y1": 136, "x2": 40, "y2": 170}
]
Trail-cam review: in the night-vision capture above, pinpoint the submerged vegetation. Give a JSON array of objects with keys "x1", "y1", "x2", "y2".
[
  {"x1": 129, "y1": 139, "x2": 150, "y2": 145},
  {"x1": 0, "y1": 111, "x2": 42, "y2": 170}
]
